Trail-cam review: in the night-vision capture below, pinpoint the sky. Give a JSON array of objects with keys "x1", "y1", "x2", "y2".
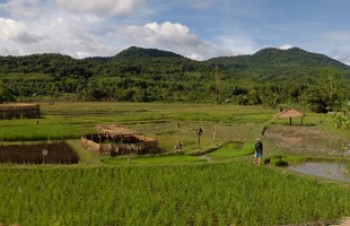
[{"x1": 1, "y1": 0, "x2": 350, "y2": 64}]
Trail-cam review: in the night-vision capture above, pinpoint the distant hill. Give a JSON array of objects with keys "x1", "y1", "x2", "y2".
[
  {"x1": 205, "y1": 47, "x2": 350, "y2": 81},
  {"x1": 0, "y1": 46, "x2": 349, "y2": 107},
  {"x1": 112, "y1": 46, "x2": 186, "y2": 61},
  {"x1": 1, "y1": 46, "x2": 349, "y2": 80}
]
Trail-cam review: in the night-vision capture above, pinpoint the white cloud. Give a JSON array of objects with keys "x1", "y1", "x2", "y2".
[
  {"x1": 279, "y1": 44, "x2": 293, "y2": 50},
  {"x1": 215, "y1": 34, "x2": 257, "y2": 56},
  {"x1": 0, "y1": 14, "x2": 113, "y2": 58},
  {"x1": 0, "y1": 18, "x2": 22, "y2": 40},
  {"x1": 0, "y1": 18, "x2": 43, "y2": 43},
  {"x1": 113, "y1": 21, "x2": 243, "y2": 60},
  {"x1": 54, "y1": 0, "x2": 145, "y2": 16},
  {"x1": 0, "y1": 0, "x2": 44, "y2": 18},
  {"x1": 321, "y1": 32, "x2": 350, "y2": 65},
  {"x1": 0, "y1": 0, "x2": 152, "y2": 58}
]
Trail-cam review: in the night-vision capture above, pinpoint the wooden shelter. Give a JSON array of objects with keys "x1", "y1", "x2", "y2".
[
  {"x1": 81, "y1": 125, "x2": 162, "y2": 156},
  {"x1": 274, "y1": 108, "x2": 305, "y2": 125},
  {"x1": 97, "y1": 125, "x2": 142, "y2": 138}
]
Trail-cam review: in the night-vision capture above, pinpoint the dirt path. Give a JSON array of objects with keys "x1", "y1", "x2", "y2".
[{"x1": 331, "y1": 217, "x2": 350, "y2": 226}]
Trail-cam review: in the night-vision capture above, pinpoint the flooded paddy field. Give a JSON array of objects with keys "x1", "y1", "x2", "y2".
[
  {"x1": 288, "y1": 162, "x2": 350, "y2": 183},
  {"x1": 264, "y1": 125, "x2": 350, "y2": 155},
  {"x1": 264, "y1": 125, "x2": 350, "y2": 183}
]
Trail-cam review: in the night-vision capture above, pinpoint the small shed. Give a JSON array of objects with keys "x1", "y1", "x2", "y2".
[
  {"x1": 274, "y1": 108, "x2": 305, "y2": 125},
  {"x1": 81, "y1": 125, "x2": 162, "y2": 156}
]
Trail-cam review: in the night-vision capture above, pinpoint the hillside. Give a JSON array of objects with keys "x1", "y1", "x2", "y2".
[
  {"x1": 205, "y1": 47, "x2": 350, "y2": 81},
  {"x1": 112, "y1": 46, "x2": 185, "y2": 61},
  {"x1": 0, "y1": 46, "x2": 349, "y2": 111}
]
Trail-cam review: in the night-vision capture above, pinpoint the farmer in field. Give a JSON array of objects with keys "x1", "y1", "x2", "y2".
[{"x1": 254, "y1": 138, "x2": 263, "y2": 165}]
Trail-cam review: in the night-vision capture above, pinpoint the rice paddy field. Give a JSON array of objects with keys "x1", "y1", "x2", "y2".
[{"x1": 0, "y1": 101, "x2": 350, "y2": 226}]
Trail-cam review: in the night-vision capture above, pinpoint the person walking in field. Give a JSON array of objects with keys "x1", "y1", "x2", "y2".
[{"x1": 254, "y1": 138, "x2": 263, "y2": 165}]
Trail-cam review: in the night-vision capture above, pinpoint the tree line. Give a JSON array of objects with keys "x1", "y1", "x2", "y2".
[{"x1": 0, "y1": 47, "x2": 350, "y2": 113}]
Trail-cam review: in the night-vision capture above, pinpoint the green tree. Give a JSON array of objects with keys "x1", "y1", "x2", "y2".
[
  {"x1": 319, "y1": 68, "x2": 345, "y2": 111},
  {"x1": 0, "y1": 81, "x2": 13, "y2": 103}
]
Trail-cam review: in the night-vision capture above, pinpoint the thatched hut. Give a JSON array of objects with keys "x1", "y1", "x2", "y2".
[
  {"x1": 0, "y1": 103, "x2": 40, "y2": 119},
  {"x1": 274, "y1": 108, "x2": 305, "y2": 125},
  {"x1": 81, "y1": 125, "x2": 162, "y2": 156}
]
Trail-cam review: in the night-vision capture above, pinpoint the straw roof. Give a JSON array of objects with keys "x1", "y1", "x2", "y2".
[
  {"x1": 274, "y1": 108, "x2": 305, "y2": 119},
  {"x1": 97, "y1": 125, "x2": 142, "y2": 138}
]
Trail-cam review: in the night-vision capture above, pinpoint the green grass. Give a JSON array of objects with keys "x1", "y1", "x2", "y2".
[
  {"x1": 102, "y1": 153, "x2": 205, "y2": 165},
  {"x1": 0, "y1": 102, "x2": 272, "y2": 143},
  {"x1": 207, "y1": 141, "x2": 255, "y2": 160},
  {"x1": 264, "y1": 155, "x2": 308, "y2": 166},
  {"x1": 0, "y1": 123, "x2": 90, "y2": 141},
  {"x1": 40, "y1": 101, "x2": 275, "y2": 122},
  {"x1": 0, "y1": 162, "x2": 349, "y2": 226}
]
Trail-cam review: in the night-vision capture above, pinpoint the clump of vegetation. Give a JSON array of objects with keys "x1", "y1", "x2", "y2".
[
  {"x1": 264, "y1": 155, "x2": 306, "y2": 166},
  {"x1": 332, "y1": 110, "x2": 350, "y2": 129},
  {"x1": 346, "y1": 163, "x2": 350, "y2": 174},
  {"x1": 207, "y1": 141, "x2": 255, "y2": 160}
]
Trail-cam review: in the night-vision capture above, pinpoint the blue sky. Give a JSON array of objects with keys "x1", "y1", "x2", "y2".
[{"x1": 0, "y1": 0, "x2": 350, "y2": 64}]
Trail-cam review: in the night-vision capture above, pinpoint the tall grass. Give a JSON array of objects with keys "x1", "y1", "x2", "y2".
[{"x1": 0, "y1": 162, "x2": 349, "y2": 226}]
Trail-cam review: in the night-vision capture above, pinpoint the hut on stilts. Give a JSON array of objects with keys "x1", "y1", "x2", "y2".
[{"x1": 274, "y1": 108, "x2": 305, "y2": 125}]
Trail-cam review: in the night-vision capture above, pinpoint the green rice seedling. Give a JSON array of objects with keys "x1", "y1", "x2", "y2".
[
  {"x1": 267, "y1": 155, "x2": 289, "y2": 166},
  {"x1": 285, "y1": 155, "x2": 307, "y2": 165},
  {"x1": 102, "y1": 154, "x2": 204, "y2": 165},
  {"x1": 207, "y1": 141, "x2": 255, "y2": 160},
  {"x1": 0, "y1": 162, "x2": 344, "y2": 225},
  {"x1": 0, "y1": 123, "x2": 89, "y2": 141},
  {"x1": 264, "y1": 155, "x2": 307, "y2": 166},
  {"x1": 345, "y1": 163, "x2": 350, "y2": 173}
]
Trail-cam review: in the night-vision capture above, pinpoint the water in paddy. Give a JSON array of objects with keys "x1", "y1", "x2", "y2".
[{"x1": 288, "y1": 162, "x2": 350, "y2": 183}]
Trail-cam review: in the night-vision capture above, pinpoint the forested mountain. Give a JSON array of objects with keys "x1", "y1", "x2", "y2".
[
  {"x1": 112, "y1": 46, "x2": 185, "y2": 61},
  {"x1": 1, "y1": 46, "x2": 350, "y2": 112},
  {"x1": 205, "y1": 47, "x2": 350, "y2": 81}
]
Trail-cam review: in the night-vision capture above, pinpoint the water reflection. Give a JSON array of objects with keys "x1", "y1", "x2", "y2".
[
  {"x1": 288, "y1": 162, "x2": 350, "y2": 183},
  {"x1": 198, "y1": 155, "x2": 212, "y2": 162}
]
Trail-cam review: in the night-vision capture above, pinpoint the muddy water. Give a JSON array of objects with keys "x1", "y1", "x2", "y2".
[
  {"x1": 198, "y1": 155, "x2": 212, "y2": 162},
  {"x1": 288, "y1": 162, "x2": 350, "y2": 183}
]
